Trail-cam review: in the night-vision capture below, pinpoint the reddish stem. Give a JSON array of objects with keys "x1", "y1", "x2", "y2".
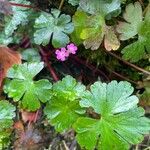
[
  {"x1": 39, "y1": 47, "x2": 59, "y2": 82},
  {"x1": 106, "y1": 67, "x2": 138, "y2": 85},
  {"x1": 9, "y1": 2, "x2": 38, "y2": 10},
  {"x1": 0, "y1": 67, "x2": 4, "y2": 89},
  {"x1": 71, "y1": 56, "x2": 110, "y2": 81},
  {"x1": 104, "y1": 50, "x2": 150, "y2": 76},
  {"x1": 33, "y1": 110, "x2": 39, "y2": 123}
]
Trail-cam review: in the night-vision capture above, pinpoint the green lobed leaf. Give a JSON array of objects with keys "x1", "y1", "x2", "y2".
[
  {"x1": 4, "y1": 62, "x2": 52, "y2": 111},
  {"x1": 44, "y1": 75, "x2": 86, "y2": 132},
  {"x1": 68, "y1": 0, "x2": 79, "y2": 6},
  {"x1": 0, "y1": 132, "x2": 11, "y2": 150},
  {"x1": 34, "y1": 9, "x2": 74, "y2": 48},
  {"x1": 79, "y1": 0, "x2": 121, "y2": 18},
  {"x1": 117, "y1": 2, "x2": 143, "y2": 40},
  {"x1": 22, "y1": 48, "x2": 41, "y2": 62},
  {"x1": 0, "y1": 32, "x2": 13, "y2": 45},
  {"x1": 5, "y1": 0, "x2": 31, "y2": 36},
  {"x1": 80, "y1": 13, "x2": 105, "y2": 50},
  {"x1": 0, "y1": 100, "x2": 16, "y2": 132},
  {"x1": 71, "y1": 10, "x2": 87, "y2": 45},
  {"x1": 121, "y1": 40, "x2": 148, "y2": 62},
  {"x1": 52, "y1": 75, "x2": 86, "y2": 100},
  {"x1": 7, "y1": 62, "x2": 44, "y2": 80},
  {"x1": 0, "y1": 100, "x2": 16, "y2": 149},
  {"x1": 72, "y1": 10, "x2": 120, "y2": 50},
  {"x1": 73, "y1": 81, "x2": 150, "y2": 150},
  {"x1": 117, "y1": 2, "x2": 150, "y2": 62}
]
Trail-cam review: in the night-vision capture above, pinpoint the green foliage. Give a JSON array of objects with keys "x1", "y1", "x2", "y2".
[
  {"x1": 0, "y1": 1, "x2": 150, "y2": 149},
  {"x1": 0, "y1": 100, "x2": 15, "y2": 132},
  {"x1": 34, "y1": 9, "x2": 74, "y2": 48},
  {"x1": 72, "y1": 11, "x2": 106, "y2": 50},
  {"x1": 72, "y1": 10, "x2": 120, "y2": 50},
  {"x1": 80, "y1": 13, "x2": 105, "y2": 50},
  {"x1": 5, "y1": 0, "x2": 31, "y2": 36},
  {"x1": 4, "y1": 62, "x2": 52, "y2": 111},
  {"x1": 22, "y1": 48, "x2": 41, "y2": 62},
  {"x1": 71, "y1": 10, "x2": 87, "y2": 45},
  {"x1": 0, "y1": 33, "x2": 13, "y2": 45},
  {"x1": 44, "y1": 75, "x2": 86, "y2": 132},
  {"x1": 140, "y1": 80, "x2": 150, "y2": 106},
  {"x1": 117, "y1": 2, "x2": 150, "y2": 62},
  {"x1": 117, "y1": 2, "x2": 142, "y2": 40},
  {"x1": 79, "y1": 0, "x2": 121, "y2": 18},
  {"x1": 68, "y1": 0, "x2": 79, "y2": 6},
  {"x1": 0, "y1": 0, "x2": 31, "y2": 45},
  {"x1": 73, "y1": 81, "x2": 150, "y2": 150},
  {"x1": 0, "y1": 100, "x2": 16, "y2": 149}
]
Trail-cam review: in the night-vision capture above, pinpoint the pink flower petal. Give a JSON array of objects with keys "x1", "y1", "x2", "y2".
[
  {"x1": 55, "y1": 50, "x2": 60, "y2": 55},
  {"x1": 67, "y1": 43, "x2": 78, "y2": 54},
  {"x1": 55, "y1": 48, "x2": 69, "y2": 61}
]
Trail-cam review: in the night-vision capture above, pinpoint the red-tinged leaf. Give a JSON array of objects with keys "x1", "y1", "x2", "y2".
[
  {"x1": 14, "y1": 121, "x2": 24, "y2": 132},
  {"x1": 21, "y1": 109, "x2": 40, "y2": 123},
  {"x1": 0, "y1": 46, "x2": 21, "y2": 90}
]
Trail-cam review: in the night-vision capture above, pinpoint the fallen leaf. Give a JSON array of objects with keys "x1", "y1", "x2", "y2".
[
  {"x1": 0, "y1": 45, "x2": 21, "y2": 90},
  {"x1": 14, "y1": 121, "x2": 24, "y2": 133}
]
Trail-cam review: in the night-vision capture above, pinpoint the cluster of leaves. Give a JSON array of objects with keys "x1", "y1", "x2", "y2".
[
  {"x1": 43, "y1": 75, "x2": 150, "y2": 150},
  {"x1": 117, "y1": 2, "x2": 150, "y2": 62},
  {"x1": 1, "y1": 61, "x2": 150, "y2": 149},
  {"x1": 4, "y1": 62, "x2": 52, "y2": 111},
  {"x1": 71, "y1": 10, "x2": 120, "y2": 51},
  {"x1": 0, "y1": 0, "x2": 32, "y2": 44},
  {"x1": 34, "y1": 9, "x2": 74, "y2": 47},
  {"x1": 0, "y1": 0, "x2": 150, "y2": 149},
  {"x1": 0, "y1": 100, "x2": 15, "y2": 149},
  {"x1": 44, "y1": 75, "x2": 86, "y2": 132},
  {"x1": 0, "y1": 0, "x2": 149, "y2": 63}
]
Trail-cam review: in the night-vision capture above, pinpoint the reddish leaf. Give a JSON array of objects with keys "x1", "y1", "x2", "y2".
[
  {"x1": 14, "y1": 121, "x2": 24, "y2": 132},
  {"x1": 21, "y1": 109, "x2": 40, "y2": 123},
  {"x1": 0, "y1": 46, "x2": 21, "y2": 90}
]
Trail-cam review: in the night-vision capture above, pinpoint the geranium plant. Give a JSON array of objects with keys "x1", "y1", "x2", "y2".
[{"x1": 0, "y1": 0, "x2": 150, "y2": 149}]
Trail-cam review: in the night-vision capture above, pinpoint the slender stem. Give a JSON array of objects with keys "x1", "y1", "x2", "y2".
[
  {"x1": 104, "y1": 50, "x2": 150, "y2": 76},
  {"x1": 59, "y1": 0, "x2": 65, "y2": 10},
  {"x1": 9, "y1": 2, "x2": 40, "y2": 10},
  {"x1": 0, "y1": 67, "x2": 4, "y2": 90},
  {"x1": 143, "y1": 3, "x2": 150, "y2": 15},
  {"x1": 144, "y1": 147, "x2": 150, "y2": 150},
  {"x1": 34, "y1": 110, "x2": 39, "y2": 123},
  {"x1": 135, "y1": 144, "x2": 139, "y2": 150},
  {"x1": 71, "y1": 56, "x2": 110, "y2": 81},
  {"x1": 39, "y1": 47, "x2": 59, "y2": 82},
  {"x1": 106, "y1": 66, "x2": 138, "y2": 85}
]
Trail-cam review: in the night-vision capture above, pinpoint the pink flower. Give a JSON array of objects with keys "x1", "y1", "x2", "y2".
[
  {"x1": 55, "y1": 43, "x2": 78, "y2": 61},
  {"x1": 55, "y1": 48, "x2": 68, "y2": 61},
  {"x1": 67, "y1": 43, "x2": 78, "y2": 54}
]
